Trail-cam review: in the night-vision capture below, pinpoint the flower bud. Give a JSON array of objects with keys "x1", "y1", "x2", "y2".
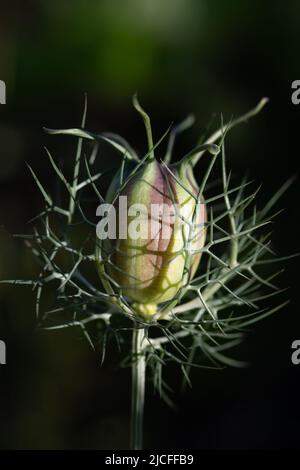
[{"x1": 96, "y1": 156, "x2": 206, "y2": 318}]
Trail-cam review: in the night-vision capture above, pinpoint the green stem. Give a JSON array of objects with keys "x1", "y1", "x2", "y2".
[
  {"x1": 191, "y1": 97, "x2": 269, "y2": 167},
  {"x1": 132, "y1": 94, "x2": 154, "y2": 160},
  {"x1": 221, "y1": 138, "x2": 238, "y2": 268},
  {"x1": 130, "y1": 327, "x2": 146, "y2": 450},
  {"x1": 68, "y1": 95, "x2": 87, "y2": 224}
]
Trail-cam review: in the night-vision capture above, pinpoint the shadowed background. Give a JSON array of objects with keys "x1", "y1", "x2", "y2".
[{"x1": 0, "y1": 0, "x2": 300, "y2": 449}]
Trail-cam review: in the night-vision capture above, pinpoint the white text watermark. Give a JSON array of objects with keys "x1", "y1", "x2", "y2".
[
  {"x1": 0, "y1": 80, "x2": 6, "y2": 104},
  {"x1": 0, "y1": 340, "x2": 6, "y2": 365},
  {"x1": 291, "y1": 80, "x2": 300, "y2": 105},
  {"x1": 291, "y1": 340, "x2": 300, "y2": 365},
  {"x1": 96, "y1": 199, "x2": 206, "y2": 241}
]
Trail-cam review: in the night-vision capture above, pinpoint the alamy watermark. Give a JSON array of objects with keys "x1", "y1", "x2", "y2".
[
  {"x1": 96, "y1": 199, "x2": 206, "y2": 241},
  {"x1": 291, "y1": 80, "x2": 300, "y2": 105},
  {"x1": 0, "y1": 80, "x2": 6, "y2": 104},
  {"x1": 0, "y1": 340, "x2": 6, "y2": 365},
  {"x1": 291, "y1": 340, "x2": 300, "y2": 365}
]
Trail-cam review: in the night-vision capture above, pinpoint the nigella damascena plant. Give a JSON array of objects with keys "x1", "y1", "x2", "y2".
[
  {"x1": 5, "y1": 95, "x2": 295, "y2": 449},
  {"x1": 95, "y1": 150, "x2": 209, "y2": 319}
]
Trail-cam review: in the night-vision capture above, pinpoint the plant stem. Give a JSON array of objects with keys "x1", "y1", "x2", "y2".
[
  {"x1": 132, "y1": 95, "x2": 154, "y2": 160},
  {"x1": 191, "y1": 97, "x2": 269, "y2": 167},
  {"x1": 131, "y1": 327, "x2": 146, "y2": 450}
]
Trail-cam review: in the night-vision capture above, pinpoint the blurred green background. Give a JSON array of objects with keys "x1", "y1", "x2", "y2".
[{"x1": 0, "y1": 0, "x2": 300, "y2": 449}]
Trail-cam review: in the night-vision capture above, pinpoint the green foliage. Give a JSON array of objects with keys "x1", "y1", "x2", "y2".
[{"x1": 2, "y1": 96, "x2": 296, "y2": 406}]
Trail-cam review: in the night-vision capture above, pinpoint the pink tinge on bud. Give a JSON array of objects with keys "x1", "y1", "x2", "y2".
[{"x1": 97, "y1": 159, "x2": 206, "y2": 312}]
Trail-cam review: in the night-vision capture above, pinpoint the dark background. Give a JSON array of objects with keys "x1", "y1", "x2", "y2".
[{"x1": 0, "y1": 0, "x2": 300, "y2": 449}]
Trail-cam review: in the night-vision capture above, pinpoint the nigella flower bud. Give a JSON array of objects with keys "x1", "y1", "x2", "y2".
[{"x1": 96, "y1": 156, "x2": 206, "y2": 318}]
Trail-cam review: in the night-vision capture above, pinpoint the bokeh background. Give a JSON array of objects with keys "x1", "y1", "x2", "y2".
[{"x1": 1, "y1": 0, "x2": 300, "y2": 449}]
